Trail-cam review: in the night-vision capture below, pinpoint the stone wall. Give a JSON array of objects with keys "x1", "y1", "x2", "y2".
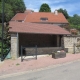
[
  {"x1": 24, "y1": 47, "x2": 63, "y2": 56},
  {"x1": 64, "y1": 35, "x2": 80, "y2": 53}
]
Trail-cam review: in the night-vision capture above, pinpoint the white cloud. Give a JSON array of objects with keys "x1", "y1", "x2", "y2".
[
  {"x1": 39, "y1": 0, "x2": 52, "y2": 4},
  {"x1": 33, "y1": 9, "x2": 38, "y2": 12},
  {"x1": 51, "y1": 0, "x2": 66, "y2": 4},
  {"x1": 39, "y1": 0, "x2": 66, "y2": 4}
]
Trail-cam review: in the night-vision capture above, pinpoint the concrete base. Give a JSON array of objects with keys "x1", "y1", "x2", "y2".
[{"x1": 18, "y1": 54, "x2": 49, "y2": 59}]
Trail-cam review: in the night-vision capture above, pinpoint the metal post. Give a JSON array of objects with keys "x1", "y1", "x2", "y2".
[
  {"x1": 17, "y1": 33, "x2": 19, "y2": 57},
  {"x1": 35, "y1": 45, "x2": 37, "y2": 60},
  {"x1": 74, "y1": 43, "x2": 75, "y2": 54},
  {"x1": 57, "y1": 35, "x2": 59, "y2": 47},
  {"x1": 21, "y1": 46, "x2": 23, "y2": 62},
  {"x1": 1, "y1": 0, "x2": 4, "y2": 61}
]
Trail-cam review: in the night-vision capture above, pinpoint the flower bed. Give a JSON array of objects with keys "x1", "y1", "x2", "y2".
[{"x1": 52, "y1": 50, "x2": 66, "y2": 59}]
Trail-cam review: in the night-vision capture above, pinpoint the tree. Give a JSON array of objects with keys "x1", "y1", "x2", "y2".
[
  {"x1": 39, "y1": 3, "x2": 51, "y2": 12},
  {"x1": 0, "y1": 0, "x2": 26, "y2": 22},
  {"x1": 5, "y1": 0, "x2": 26, "y2": 14},
  {"x1": 0, "y1": 2, "x2": 14, "y2": 22},
  {"x1": 68, "y1": 14, "x2": 80, "y2": 29},
  {"x1": 0, "y1": 0, "x2": 26, "y2": 59},
  {"x1": 58, "y1": 8, "x2": 69, "y2": 19}
]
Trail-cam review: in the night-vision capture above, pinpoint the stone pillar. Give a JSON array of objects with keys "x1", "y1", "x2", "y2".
[
  {"x1": 61, "y1": 36, "x2": 64, "y2": 48},
  {"x1": 57, "y1": 35, "x2": 59, "y2": 47},
  {"x1": 11, "y1": 33, "x2": 19, "y2": 59}
]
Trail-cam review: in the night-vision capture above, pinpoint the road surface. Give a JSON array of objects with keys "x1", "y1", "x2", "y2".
[{"x1": 0, "y1": 60, "x2": 80, "y2": 80}]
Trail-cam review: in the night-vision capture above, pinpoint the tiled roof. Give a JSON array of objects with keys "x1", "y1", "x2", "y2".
[
  {"x1": 11, "y1": 12, "x2": 68, "y2": 23},
  {"x1": 9, "y1": 22, "x2": 70, "y2": 35},
  {"x1": 24, "y1": 12, "x2": 68, "y2": 23},
  {"x1": 11, "y1": 13, "x2": 27, "y2": 21}
]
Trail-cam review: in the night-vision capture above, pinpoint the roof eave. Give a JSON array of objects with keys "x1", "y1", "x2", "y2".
[{"x1": 9, "y1": 31, "x2": 71, "y2": 35}]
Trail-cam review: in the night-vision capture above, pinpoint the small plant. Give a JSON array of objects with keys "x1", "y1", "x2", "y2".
[{"x1": 16, "y1": 63, "x2": 20, "y2": 66}]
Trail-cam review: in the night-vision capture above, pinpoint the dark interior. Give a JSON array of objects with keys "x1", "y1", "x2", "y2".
[{"x1": 19, "y1": 33, "x2": 62, "y2": 56}]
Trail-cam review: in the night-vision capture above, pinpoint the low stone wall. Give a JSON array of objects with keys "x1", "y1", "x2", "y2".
[{"x1": 24, "y1": 47, "x2": 63, "y2": 56}]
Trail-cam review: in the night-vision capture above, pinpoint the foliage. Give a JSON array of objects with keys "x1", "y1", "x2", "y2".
[
  {"x1": 39, "y1": 3, "x2": 51, "y2": 12},
  {"x1": 0, "y1": 2, "x2": 14, "y2": 22},
  {"x1": 68, "y1": 14, "x2": 80, "y2": 29},
  {"x1": 0, "y1": 0, "x2": 26, "y2": 22},
  {"x1": 0, "y1": 24, "x2": 10, "y2": 58},
  {"x1": 5, "y1": 0, "x2": 26, "y2": 14},
  {"x1": 57, "y1": 8, "x2": 80, "y2": 30},
  {"x1": 0, "y1": 0, "x2": 26, "y2": 59},
  {"x1": 57, "y1": 8, "x2": 69, "y2": 19}
]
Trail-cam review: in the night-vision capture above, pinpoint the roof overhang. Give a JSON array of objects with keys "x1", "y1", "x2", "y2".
[{"x1": 9, "y1": 22, "x2": 71, "y2": 35}]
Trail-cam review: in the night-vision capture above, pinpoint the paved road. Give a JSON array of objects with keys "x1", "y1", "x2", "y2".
[{"x1": 0, "y1": 60, "x2": 80, "y2": 80}]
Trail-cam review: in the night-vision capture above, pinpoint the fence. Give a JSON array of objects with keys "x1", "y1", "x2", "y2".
[{"x1": 21, "y1": 45, "x2": 37, "y2": 62}]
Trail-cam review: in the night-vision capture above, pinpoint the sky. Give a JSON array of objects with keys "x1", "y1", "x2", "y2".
[{"x1": 23, "y1": 0, "x2": 80, "y2": 16}]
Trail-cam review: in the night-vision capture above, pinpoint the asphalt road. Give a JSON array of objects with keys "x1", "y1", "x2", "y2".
[{"x1": 0, "y1": 60, "x2": 80, "y2": 80}]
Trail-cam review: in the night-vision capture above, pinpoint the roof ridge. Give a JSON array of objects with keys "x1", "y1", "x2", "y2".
[{"x1": 23, "y1": 14, "x2": 27, "y2": 22}]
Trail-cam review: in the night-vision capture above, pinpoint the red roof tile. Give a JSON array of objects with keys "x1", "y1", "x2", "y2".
[
  {"x1": 11, "y1": 12, "x2": 68, "y2": 23},
  {"x1": 11, "y1": 13, "x2": 27, "y2": 21},
  {"x1": 9, "y1": 22, "x2": 70, "y2": 35},
  {"x1": 24, "y1": 12, "x2": 68, "y2": 23}
]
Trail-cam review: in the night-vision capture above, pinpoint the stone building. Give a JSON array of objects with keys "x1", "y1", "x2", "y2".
[{"x1": 9, "y1": 11, "x2": 71, "y2": 59}]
